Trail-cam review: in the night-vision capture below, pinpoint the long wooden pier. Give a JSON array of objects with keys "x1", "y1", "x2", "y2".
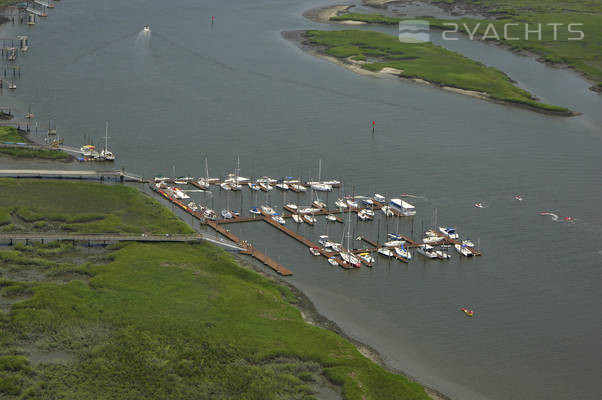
[{"x1": 0, "y1": 169, "x2": 144, "y2": 182}]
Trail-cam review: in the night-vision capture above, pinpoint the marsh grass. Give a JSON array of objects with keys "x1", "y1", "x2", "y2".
[{"x1": 306, "y1": 29, "x2": 570, "y2": 112}]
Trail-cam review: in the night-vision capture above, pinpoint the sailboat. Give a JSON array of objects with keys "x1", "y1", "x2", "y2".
[
  {"x1": 339, "y1": 208, "x2": 361, "y2": 268},
  {"x1": 196, "y1": 158, "x2": 211, "y2": 189},
  {"x1": 309, "y1": 160, "x2": 333, "y2": 192},
  {"x1": 100, "y1": 122, "x2": 115, "y2": 161}
]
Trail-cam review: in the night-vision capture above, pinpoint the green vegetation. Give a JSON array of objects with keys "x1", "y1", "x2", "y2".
[
  {"x1": 0, "y1": 127, "x2": 70, "y2": 160},
  {"x1": 0, "y1": 179, "x2": 193, "y2": 234},
  {"x1": 0, "y1": 179, "x2": 433, "y2": 399},
  {"x1": 331, "y1": 0, "x2": 602, "y2": 90},
  {"x1": 305, "y1": 29, "x2": 570, "y2": 113}
]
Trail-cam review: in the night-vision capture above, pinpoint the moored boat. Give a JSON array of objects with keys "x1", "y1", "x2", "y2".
[
  {"x1": 261, "y1": 205, "x2": 277, "y2": 216},
  {"x1": 292, "y1": 214, "x2": 303, "y2": 224},
  {"x1": 309, "y1": 246, "x2": 321, "y2": 256},
  {"x1": 377, "y1": 247, "x2": 394, "y2": 257},
  {"x1": 439, "y1": 227, "x2": 459, "y2": 239},
  {"x1": 326, "y1": 214, "x2": 337, "y2": 222},
  {"x1": 416, "y1": 244, "x2": 438, "y2": 259},
  {"x1": 249, "y1": 207, "x2": 261, "y2": 215},
  {"x1": 455, "y1": 244, "x2": 474, "y2": 257},
  {"x1": 394, "y1": 245, "x2": 412, "y2": 260}
]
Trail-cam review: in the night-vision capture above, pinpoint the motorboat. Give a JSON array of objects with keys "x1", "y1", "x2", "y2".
[
  {"x1": 232, "y1": 210, "x2": 240, "y2": 217},
  {"x1": 298, "y1": 207, "x2": 316, "y2": 214},
  {"x1": 285, "y1": 203, "x2": 298, "y2": 211},
  {"x1": 388, "y1": 233, "x2": 402, "y2": 240},
  {"x1": 248, "y1": 182, "x2": 261, "y2": 191},
  {"x1": 416, "y1": 244, "x2": 438, "y2": 259},
  {"x1": 326, "y1": 214, "x2": 337, "y2": 222},
  {"x1": 439, "y1": 227, "x2": 459, "y2": 239},
  {"x1": 187, "y1": 202, "x2": 199, "y2": 212},
  {"x1": 143, "y1": 25, "x2": 150, "y2": 32},
  {"x1": 249, "y1": 207, "x2": 261, "y2": 215},
  {"x1": 328, "y1": 257, "x2": 339, "y2": 266},
  {"x1": 196, "y1": 179, "x2": 210, "y2": 190},
  {"x1": 462, "y1": 239, "x2": 475, "y2": 248},
  {"x1": 514, "y1": 194, "x2": 523, "y2": 201},
  {"x1": 395, "y1": 245, "x2": 412, "y2": 260},
  {"x1": 80, "y1": 144, "x2": 97, "y2": 157},
  {"x1": 309, "y1": 247, "x2": 321, "y2": 256},
  {"x1": 390, "y1": 198, "x2": 416, "y2": 216},
  {"x1": 335, "y1": 199, "x2": 348, "y2": 209},
  {"x1": 364, "y1": 209, "x2": 375, "y2": 217},
  {"x1": 292, "y1": 214, "x2": 303, "y2": 224},
  {"x1": 340, "y1": 251, "x2": 361, "y2": 268},
  {"x1": 381, "y1": 206, "x2": 394, "y2": 217},
  {"x1": 318, "y1": 235, "x2": 330, "y2": 246},
  {"x1": 221, "y1": 209, "x2": 233, "y2": 219},
  {"x1": 203, "y1": 209, "x2": 217, "y2": 220},
  {"x1": 312, "y1": 199, "x2": 327, "y2": 209},
  {"x1": 374, "y1": 194, "x2": 386, "y2": 203},
  {"x1": 172, "y1": 187, "x2": 190, "y2": 199},
  {"x1": 261, "y1": 205, "x2": 277, "y2": 216},
  {"x1": 461, "y1": 307, "x2": 474, "y2": 317},
  {"x1": 229, "y1": 183, "x2": 242, "y2": 191},
  {"x1": 358, "y1": 252, "x2": 375, "y2": 266},
  {"x1": 422, "y1": 235, "x2": 444, "y2": 244},
  {"x1": 384, "y1": 240, "x2": 405, "y2": 247},
  {"x1": 377, "y1": 247, "x2": 394, "y2": 257},
  {"x1": 455, "y1": 244, "x2": 474, "y2": 257},
  {"x1": 322, "y1": 180, "x2": 340, "y2": 186},
  {"x1": 275, "y1": 182, "x2": 289, "y2": 191},
  {"x1": 330, "y1": 242, "x2": 342, "y2": 252},
  {"x1": 220, "y1": 182, "x2": 232, "y2": 191},
  {"x1": 357, "y1": 209, "x2": 372, "y2": 221},
  {"x1": 272, "y1": 215, "x2": 286, "y2": 225},
  {"x1": 346, "y1": 198, "x2": 359, "y2": 208}
]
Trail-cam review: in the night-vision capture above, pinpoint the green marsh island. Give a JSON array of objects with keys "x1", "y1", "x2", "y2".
[
  {"x1": 0, "y1": 179, "x2": 437, "y2": 400},
  {"x1": 293, "y1": 29, "x2": 573, "y2": 115}
]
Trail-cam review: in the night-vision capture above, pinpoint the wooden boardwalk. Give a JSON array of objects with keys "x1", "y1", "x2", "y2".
[{"x1": 0, "y1": 169, "x2": 143, "y2": 182}]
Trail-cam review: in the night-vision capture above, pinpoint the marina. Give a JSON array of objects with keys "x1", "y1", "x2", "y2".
[{"x1": 149, "y1": 171, "x2": 483, "y2": 275}]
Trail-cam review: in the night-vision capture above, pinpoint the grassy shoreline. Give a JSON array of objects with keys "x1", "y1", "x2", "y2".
[
  {"x1": 296, "y1": 29, "x2": 574, "y2": 115},
  {"x1": 329, "y1": 0, "x2": 602, "y2": 92},
  {"x1": 0, "y1": 179, "x2": 438, "y2": 399},
  {"x1": 0, "y1": 127, "x2": 72, "y2": 161}
]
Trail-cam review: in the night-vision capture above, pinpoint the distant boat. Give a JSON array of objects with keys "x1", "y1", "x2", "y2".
[
  {"x1": 326, "y1": 214, "x2": 337, "y2": 222},
  {"x1": 309, "y1": 247, "x2": 321, "y2": 256},
  {"x1": 328, "y1": 257, "x2": 339, "y2": 266},
  {"x1": 275, "y1": 182, "x2": 289, "y2": 190},
  {"x1": 358, "y1": 252, "x2": 375, "y2": 266},
  {"x1": 302, "y1": 214, "x2": 316, "y2": 225},
  {"x1": 143, "y1": 25, "x2": 151, "y2": 32},
  {"x1": 461, "y1": 307, "x2": 474, "y2": 317},
  {"x1": 312, "y1": 199, "x2": 327, "y2": 209},
  {"x1": 221, "y1": 209, "x2": 233, "y2": 219},
  {"x1": 292, "y1": 214, "x2": 303, "y2": 224},
  {"x1": 249, "y1": 207, "x2": 261, "y2": 215},
  {"x1": 248, "y1": 182, "x2": 261, "y2": 191},
  {"x1": 394, "y1": 245, "x2": 412, "y2": 260},
  {"x1": 514, "y1": 194, "x2": 523, "y2": 201},
  {"x1": 291, "y1": 184, "x2": 307, "y2": 192},
  {"x1": 335, "y1": 199, "x2": 348, "y2": 209},
  {"x1": 310, "y1": 183, "x2": 332, "y2": 192}
]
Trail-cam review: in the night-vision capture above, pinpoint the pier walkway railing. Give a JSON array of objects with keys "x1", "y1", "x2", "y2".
[{"x1": 0, "y1": 232, "x2": 244, "y2": 251}]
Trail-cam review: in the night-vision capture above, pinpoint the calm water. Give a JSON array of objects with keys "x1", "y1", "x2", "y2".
[{"x1": 1, "y1": 1, "x2": 601, "y2": 399}]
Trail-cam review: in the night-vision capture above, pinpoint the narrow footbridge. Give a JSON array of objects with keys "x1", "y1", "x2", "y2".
[
  {"x1": 0, "y1": 169, "x2": 144, "y2": 182},
  {"x1": 0, "y1": 232, "x2": 244, "y2": 251}
]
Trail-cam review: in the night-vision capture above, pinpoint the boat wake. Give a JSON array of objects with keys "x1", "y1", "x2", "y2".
[
  {"x1": 474, "y1": 202, "x2": 488, "y2": 208},
  {"x1": 540, "y1": 212, "x2": 576, "y2": 223},
  {"x1": 400, "y1": 193, "x2": 428, "y2": 201}
]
